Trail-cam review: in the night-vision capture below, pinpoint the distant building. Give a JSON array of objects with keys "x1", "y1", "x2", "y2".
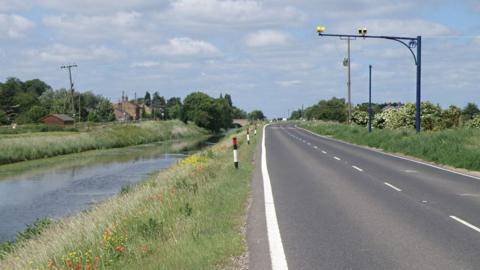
[
  {"x1": 113, "y1": 95, "x2": 141, "y2": 121},
  {"x1": 40, "y1": 114, "x2": 74, "y2": 125}
]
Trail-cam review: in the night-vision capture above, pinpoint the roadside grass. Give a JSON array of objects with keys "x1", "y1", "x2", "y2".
[
  {"x1": 0, "y1": 128, "x2": 258, "y2": 269},
  {"x1": 0, "y1": 120, "x2": 208, "y2": 165},
  {"x1": 300, "y1": 121, "x2": 480, "y2": 171}
]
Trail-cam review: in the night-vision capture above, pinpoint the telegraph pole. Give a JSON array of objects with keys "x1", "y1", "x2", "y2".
[
  {"x1": 60, "y1": 64, "x2": 78, "y2": 118},
  {"x1": 341, "y1": 37, "x2": 353, "y2": 124}
]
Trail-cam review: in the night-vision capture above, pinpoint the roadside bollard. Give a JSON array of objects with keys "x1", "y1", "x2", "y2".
[
  {"x1": 254, "y1": 125, "x2": 257, "y2": 136},
  {"x1": 247, "y1": 129, "x2": 250, "y2": 144},
  {"x1": 232, "y1": 137, "x2": 238, "y2": 169}
]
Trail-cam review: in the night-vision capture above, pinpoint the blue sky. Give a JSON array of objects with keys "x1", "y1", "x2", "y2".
[{"x1": 0, "y1": 0, "x2": 479, "y2": 118}]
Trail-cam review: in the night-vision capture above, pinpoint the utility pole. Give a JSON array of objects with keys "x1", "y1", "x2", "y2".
[
  {"x1": 340, "y1": 37, "x2": 353, "y2": 124},
  {"x1": 60, "y1": 64, "x2": 78, "y2": 119}
]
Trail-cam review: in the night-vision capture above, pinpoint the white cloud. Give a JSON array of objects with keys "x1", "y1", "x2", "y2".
[
  {"x1": 43, "y1": 11, "x2": 144, "y2": 42},
  {"x1": 276, "y1": 80, "x2": 301, "y2": 87},
  {"x1": 151, "y1": 38, "x2": 220, "y2": 56},
  {"x1": 0, "y1": 14, "x2": 34, "y2": 39},
  {"x1": 29, "y1": 43, "x2": 120, "y2": 63},
  {"x1": 246, "y1": 30, "x2": 289, "y2": 47},
  {"x1": 130, "y1": 61, "x2": 193, "y2": 69},
  {"x1": 164, "y1": 0, "x2": 306, "y2": 26},
  {"x1": 335, "y1": 19, "x2": 454, "y2": 37}
]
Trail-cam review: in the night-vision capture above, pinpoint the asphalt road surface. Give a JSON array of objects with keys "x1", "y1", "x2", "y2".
[{"x1": 247, "y1": 123, "x2": 480, "y2": 270}]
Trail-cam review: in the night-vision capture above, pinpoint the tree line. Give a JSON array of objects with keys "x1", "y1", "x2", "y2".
[
  {"x1": 0, "y1": 77, "x2": 262, "y2": 132},
  {"x1": 290, "y1": 97, "x2": 480, "y2": 130}
]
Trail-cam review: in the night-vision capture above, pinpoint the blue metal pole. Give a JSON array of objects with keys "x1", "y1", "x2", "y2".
[
  {"x1": 369, "y1": 65, "x2": 372, "y2": 133},
  {"x1": 416, "y1": 36, "x2": 422, "y2": 133}
]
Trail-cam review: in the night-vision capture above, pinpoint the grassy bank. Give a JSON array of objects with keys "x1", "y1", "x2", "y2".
[
  {"x1": 0, "y1": 127, "x2": 259, "y2": 269},
  {"x1": 300, "y1": 122, "x2": 480, "y2": 171},
  {"x1": 0, "y1": 120, "x2": 207, "y2": 165}
]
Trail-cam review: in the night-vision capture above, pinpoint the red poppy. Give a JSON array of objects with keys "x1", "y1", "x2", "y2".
[
  {"x1": 66, "y1": 260, "x2": 73, "y2": 267},
  {"x1": 76, "y1": 263, "x2": 82, "y2": 270},
  {"x1": 115, "y1": 245, "x2": 126, "y2": 252}
]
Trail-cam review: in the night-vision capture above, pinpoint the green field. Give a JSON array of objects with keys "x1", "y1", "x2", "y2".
[
  {"x1": 0, "y1": 127, "x2": 258, "y2": 269},
  {"x1": 300, "y1": 121, "x2": 480, "y2": 172},
  {"x1": 0, "y1": 120, "x2": 207, "y2": 165}
]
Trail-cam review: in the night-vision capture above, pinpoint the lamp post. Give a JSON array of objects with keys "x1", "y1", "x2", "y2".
[
  {"x1": 368, "y1": 65, "x2": 372, "y2": 133},
  {"x1": 316, "y1": 26, "x2": 422, "y2": 133}
]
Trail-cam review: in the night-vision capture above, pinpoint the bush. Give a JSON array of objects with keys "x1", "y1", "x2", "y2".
[{"x1": 467, "y1": 115, "x2": 480, "y2": 128}]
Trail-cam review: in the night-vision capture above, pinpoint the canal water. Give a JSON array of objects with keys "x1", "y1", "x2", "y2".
[{"x1": 0, "y1": 137, "x2": 220, "y2": 243}]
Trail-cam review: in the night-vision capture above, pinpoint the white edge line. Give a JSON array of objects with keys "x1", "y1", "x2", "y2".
[
  {"x1": 297, "y1": 126, "x2": 480, "y2": 181},
  {"x1": 262, "y1": 125, "x2": 289, "y2": 270},
  {"x1": 352, "y1": 166, "x2": 364, "y2": 172},
  {"x1": 334, "y1": 156, "x2": 341, "y2": 161},
  {"x1": 384, "y1": 182, "x2": 402, "y2": 192},
  {"x1": 450, "y1": 216, "x2": 480, "y2": 233},
  {"x1": 321, "y1": 150, "x2": 327, "y2": 154}
]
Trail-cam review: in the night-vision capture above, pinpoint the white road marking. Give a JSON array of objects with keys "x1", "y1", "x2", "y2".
[
  {"x1": 334, "y1": 156, "x2": 341, "y2": 161},
  {"x1": 262, "y1": 125, "x2": 289, "y2": 270},
  {"x1": 352, "y1": 166, "x2": 364, "y2": 172},
  {"x1": 307, "y1": 142, "x2": 311, "y2": 145},
  {"x1": 384, "y1": 182, "x2": 402, "y2": 192},
  {"x1": 459, "y1": 193, "x2": 480, "y2": 197},
  {"x1": 450, "y1": 216, "x2": 480, "y2": 233},
  {"x1": 313, "y1": 146, "x2": 318, "y2": 149},
  {"x1": 298, "y1": 126, "x2": 480, "y2": 182},
  {"x1": 321, "y1": 150, "x2": 327, "y2": 154}
]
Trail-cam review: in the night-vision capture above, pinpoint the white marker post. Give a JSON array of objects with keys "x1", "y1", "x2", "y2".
[
  {"x1": 247, "y1": 129, "x2": 250, "y2": 145},
  {"x1": 233, "y1": 137, "x2": 238, "y2": 169}
]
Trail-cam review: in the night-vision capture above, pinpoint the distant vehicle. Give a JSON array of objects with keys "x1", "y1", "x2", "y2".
[{"x1": 282, "y1": 118, "x2": 287, "y2": 121}]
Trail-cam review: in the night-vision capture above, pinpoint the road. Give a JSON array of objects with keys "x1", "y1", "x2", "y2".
[{"x1": 247, "y1": 123, "x2": 480, "y2": 270}]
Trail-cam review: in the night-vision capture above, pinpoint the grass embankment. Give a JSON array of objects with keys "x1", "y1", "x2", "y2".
[
  {"x1": 300, "y1": 122, "x2": 480, "y2": 171},
  {"x1": 0, "y1": 120, "x2": 207, "y2": 165},
  {"x1": 0, "y1": 127, "x2": 259, "y2": 269}
]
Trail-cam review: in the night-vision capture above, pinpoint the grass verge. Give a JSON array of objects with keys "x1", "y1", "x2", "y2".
[
  {"x1": 0, "y1": 120, "x2": 207, "y2": 165},
  {"x1": 300, "y1": 121, "x2": 480, "y2": 172},
  {"x1": 0, "y1": 127, "x2": 259, "y2": 269}
]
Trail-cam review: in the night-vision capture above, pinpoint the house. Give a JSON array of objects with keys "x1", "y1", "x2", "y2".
[
  {"x1": 113, "y1": 95, "x2": 141, "y2": 121},
  {"x1": 40, "y1": 114, "x2": 74, "y2": 125}
]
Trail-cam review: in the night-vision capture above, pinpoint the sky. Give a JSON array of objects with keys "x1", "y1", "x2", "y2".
[{"x1": 0, "y1": 0, "x2": 479, "y2": 118}]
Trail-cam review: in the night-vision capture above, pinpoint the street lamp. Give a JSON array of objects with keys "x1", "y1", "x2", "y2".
[{"x1": 316, "y1": 26, "x2": 422, "y2": 133}]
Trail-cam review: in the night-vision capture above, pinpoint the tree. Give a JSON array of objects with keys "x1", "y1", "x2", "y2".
[
  {"x1": 144, "y1": 91, "x2": 151, "y2": 107},
  {"x1": 152, "y1": 92, "x2": 166, "y2": 119},
  {"x1": 462, "y1": 103, "x2": 479, "y2": 120},
  {"x1": 93, "y1": 99, "x2": 115, "y2": 122},
  {"x1": 181, "y1": 92, "x2": 217, "y2": 131},
  {"x1": 0, "y1": 110, "x2": 8, "y2": 125},
  {"x1": 248, "y1": 110, "x2": 265, "y2": 121},
  {"x1": 224, "y1": 94, "x2": 233, "y2": 107},
  {"x1": 166, "y1": 97, "x2": 182, "y2": 119},
  {"x1": 231, "y1": 107, "x2": 247, "y2": 119},
  {"x1": 26, "y1": 105, "x2": 48, "y2": 123},
  {"x1": 289, "y1": 109, "x2": 302, "y2": 120},
  {"x1": 439, "y1": 105, "x2": 461, "y2": 129}
]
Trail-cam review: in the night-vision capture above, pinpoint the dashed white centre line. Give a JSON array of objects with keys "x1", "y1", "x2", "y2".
[
  {"x1": 352, "y1": 166, "x2": 364, "y2": 172},
  {"x1": 334, "y1": 156, "x2": 341, "y2": 161},
  {"x1": 384, "y1": 182, "x2": 402, "y2": 192},
  {"x1": 450, "y1": 216, "x2": 480, "y2": 233},
  {"x1": 313, "y1": 146, "x2": 318, "y2": 149},
  {"x1": 307, "y1": 142, "x2": 311, "y2": 145},
  {"x1": 321, "y1": 151, "x2": 327, "y2": 154}
]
